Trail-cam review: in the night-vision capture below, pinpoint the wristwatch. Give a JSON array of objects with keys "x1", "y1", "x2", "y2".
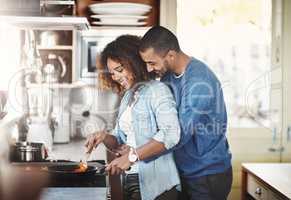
[{"x1": 128, "y1": 147, "x2": 138, "y2": 163}]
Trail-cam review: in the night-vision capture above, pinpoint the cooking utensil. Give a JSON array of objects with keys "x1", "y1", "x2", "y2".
[
  {"x1": 43, "y1": 53, "x2": 67, "y2": 83},
  {"x1": 81, "y1": 152, "x2": 90, "y2": 164},
  {"x1": 9, "y1": 141, "x2": 48, "y2": 162},
  {"x1": 26, "y1": 116, "x2": 53, "y2": 152},
  {"x1": 40, "y1": 31, "x2": 59, "y2": 47},
  {"x1": 77, "y1": 151, "x2": 91, "y2": 172}
]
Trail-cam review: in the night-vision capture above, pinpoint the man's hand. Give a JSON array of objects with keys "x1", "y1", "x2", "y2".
[
  {"x1": 105, "y1": 152, "x2": 132, "y2": 175},
  {"x1": 85, "y1": 131, "x2": 107, "y2": 153}
]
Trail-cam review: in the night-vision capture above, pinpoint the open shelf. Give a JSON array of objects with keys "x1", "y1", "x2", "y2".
[
  {"x1": 26, "y1": 82, "x2": 89, "y2": 89},
  {"x1": 0, "y1": 16, "x2": 89, "y2": 30},
  {"x1": 37, "y1": 45, "x2": 73, "y2": 50},
  {"x1": 40, "y1": 1, "x2": 75, "y2": 6}
]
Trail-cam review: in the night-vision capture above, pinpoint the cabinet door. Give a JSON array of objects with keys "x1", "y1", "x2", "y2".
[{"x1": 268, "y1": 0, "x2": 284, "y2": 157}]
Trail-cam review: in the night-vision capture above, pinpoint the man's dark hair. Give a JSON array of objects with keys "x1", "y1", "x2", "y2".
[{"x1": 140, "y1": 26, "x2": 180, "y2": 54}]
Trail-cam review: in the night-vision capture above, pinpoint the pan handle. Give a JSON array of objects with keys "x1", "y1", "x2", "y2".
[
  {"x1": 98, "y1": 165, "x2": 106, "y2": 175},
  {"x1": 98, "y1": 165, "x2": 132, "y2": 175}
]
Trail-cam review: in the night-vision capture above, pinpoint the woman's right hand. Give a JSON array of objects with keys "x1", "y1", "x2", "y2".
[{"x1": 85, "y1": 131, "x2": 107, "y2": 153}]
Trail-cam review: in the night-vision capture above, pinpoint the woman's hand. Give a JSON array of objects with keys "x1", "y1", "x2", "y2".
[
  {"x1": 105, "y1": 152, "x2": 132, "y2": 175},
  {"x1": 85, "y1": 131, "x2": 107, "y2": 153}
]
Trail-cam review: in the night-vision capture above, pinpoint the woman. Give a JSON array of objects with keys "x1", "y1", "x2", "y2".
[{"x1": 85, "y1": 35, "x2": 180, "y2": 200}]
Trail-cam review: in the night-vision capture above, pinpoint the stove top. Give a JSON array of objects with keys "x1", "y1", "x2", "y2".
[{"x1": 11, "y1": 160, "x2": 107, "y2": 187}]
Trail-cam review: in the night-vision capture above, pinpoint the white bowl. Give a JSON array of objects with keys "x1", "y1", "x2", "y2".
[
  {"x1": 91, "y1": 21, "x2": 147, "y2": 26},
  {"x1": 91, "y1": 14, "x2": 147, "y2": 24},
  {"x1": 89, "y1": 2, "x2": 151, "y2": 15}
]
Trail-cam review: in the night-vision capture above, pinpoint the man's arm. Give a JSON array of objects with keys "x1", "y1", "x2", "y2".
[
  {"x1": 136, "y1": 139, "x2": 166, "y2": 160},
  {"x1": 106, "y1": 83, "x2": 181, "y2": 174},
  {"x1": 174, "y1": 77, "x2": 216, "y2": 148},
  {"x1": 114, "y1": 78, "x2": 217, "y2": 159},
  {"x1": 131, "y1": 82, "x2": 181, "y2": 160}
]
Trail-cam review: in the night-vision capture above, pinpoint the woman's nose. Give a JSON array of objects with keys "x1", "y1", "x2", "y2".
[{"x1": 111, "y1": 73, "x2": 118, "y2": 81}]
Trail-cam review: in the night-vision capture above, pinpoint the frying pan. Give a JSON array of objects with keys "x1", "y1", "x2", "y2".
[{"x1": 46, "y1": 163, "x2": 106, "y2": 177}]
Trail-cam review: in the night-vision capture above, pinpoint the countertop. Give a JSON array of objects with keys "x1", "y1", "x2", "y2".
[
  {"x1": 40, "y1": 187, "x2": 108, "y2": 200},
  {"x1": 242, "y1": 163, "x2": 291, "y2": 199}
]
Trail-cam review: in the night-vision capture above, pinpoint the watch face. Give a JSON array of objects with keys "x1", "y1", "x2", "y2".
[{"x1": 129, "y1": 153, "x2": 138, "y2": 163}]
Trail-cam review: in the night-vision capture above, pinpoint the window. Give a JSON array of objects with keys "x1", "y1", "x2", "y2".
[{"x1": 177, "y1": 0, "x2": 272, "y2": 127}]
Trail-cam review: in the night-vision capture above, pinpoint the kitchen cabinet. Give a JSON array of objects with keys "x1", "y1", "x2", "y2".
[
  {"x1": 1, "y1": 162, "x2": 108, "y2": 199},
  {"x1": 0, "y1": 16, "x2": 89, "y2": 85},
  {"x1": 241, "y1": 163, "x2": 291, "y2": 200},
  {"x1": 267, "y1": 0, "x2": 291, "y2": 162},
  {"x1": 0, "y1": 0, "x2": 40, "y2": 16},
  {"x1": 32, "y1": 29, "x2": 75, "y2": 83},
  {"x1": 40, "y1": 188, "x2": 108, "y2": 200},
  {"x1": 40, "y1": 0, "x2": 76, "y2": 16}
]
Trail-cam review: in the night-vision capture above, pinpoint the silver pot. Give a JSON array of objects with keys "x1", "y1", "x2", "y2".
[{"x1": 9, "y1": 142, "x2": 48, "y2": 162}]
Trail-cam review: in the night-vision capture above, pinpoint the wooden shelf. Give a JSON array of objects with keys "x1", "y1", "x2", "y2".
[
  {"x1": 27, "y1": 82, "x2": 89, "y2": 89},
  {"x1": 0, "y1": 16, "x2": 89, "y2": 30},
  {"x1": 40, "y1": 0, "x2": 75, "y2": 5},
  {"x1": 37, "y1": 45, "x2": 73, "y2": 50}
]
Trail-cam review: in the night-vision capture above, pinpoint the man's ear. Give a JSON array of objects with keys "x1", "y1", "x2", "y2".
[{"x1": 167, "y1": 50, "x2": 177, "y2": 60}]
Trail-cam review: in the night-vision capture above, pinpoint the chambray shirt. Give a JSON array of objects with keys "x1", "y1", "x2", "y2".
[
  {"x1": 161, "y1": 58, "x2": 232, "y2": 180},
  {"x1": 112, "y1": 80, "x2": 181, "y2": 200}
]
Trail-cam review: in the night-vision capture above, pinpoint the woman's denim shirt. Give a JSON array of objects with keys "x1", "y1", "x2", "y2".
[{"x1": 112, "y1": 80, "x2": 181, "y2": 200}]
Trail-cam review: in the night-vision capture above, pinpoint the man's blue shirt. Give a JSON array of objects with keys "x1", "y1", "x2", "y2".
[{"x1": 161, "y1": 57, "x2": 232, "y2": 180}]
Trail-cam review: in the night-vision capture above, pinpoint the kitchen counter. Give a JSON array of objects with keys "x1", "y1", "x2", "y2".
[
  {"x1": 242, "y1": 163, "x2": 291, "y2": 200},
  {"x1": 40, "y1": 187, "x2": 108, "y2": 200}
]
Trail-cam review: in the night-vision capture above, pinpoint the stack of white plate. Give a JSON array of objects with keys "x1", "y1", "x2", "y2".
[{"x1": 89, "y1": 2, "x2": 151, "y2": 26}]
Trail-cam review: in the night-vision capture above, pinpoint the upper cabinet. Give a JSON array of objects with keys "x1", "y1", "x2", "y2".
[
  {"x1": 0, "y1": 0, "x2": 160, "y2": 29},
  {"x1": 0, "y1": 0, "x2": 40, "y2": 16},
  {"x1": 0, "y1": 0, "x2": 88, "y2": 30}
]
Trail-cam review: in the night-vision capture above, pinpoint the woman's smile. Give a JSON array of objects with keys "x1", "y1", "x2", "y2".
[
  {"x1": 107, "y1": 58, "x2": 135, "y2": 90},
  {"x1": 118, "y1": 77, "x2": 131, "y2": 89}
]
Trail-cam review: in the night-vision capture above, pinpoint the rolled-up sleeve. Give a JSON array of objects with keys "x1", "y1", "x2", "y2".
[{"x1": 150, "y1": 82, "x2": 181, "y2": 149}]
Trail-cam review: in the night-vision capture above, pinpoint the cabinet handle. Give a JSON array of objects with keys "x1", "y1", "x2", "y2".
[
  {"x1": 268, "y1": 146, "x2": 285, "y2": 152},
  {"x1": 272, "y1": 127, "x2": 277, "y2": 142},
  {"x1": 268, "y1": 127, "x2": 285, "y2": 152},
  {"x1": 287, "y1": 126, "x2": 291, "y2": 142},
  {"x1": 255, "y1": 187, "x2": 262, "y2": 196}
]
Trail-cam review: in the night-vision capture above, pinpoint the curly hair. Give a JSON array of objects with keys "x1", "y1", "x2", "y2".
[{"x1": 98, "y1": 35, "x2": 153, "y2": 94}]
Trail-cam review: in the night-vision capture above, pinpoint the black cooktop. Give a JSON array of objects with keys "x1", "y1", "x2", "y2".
[{"x1": 11, "y1": 160, "x2": 107, "y2": 187}]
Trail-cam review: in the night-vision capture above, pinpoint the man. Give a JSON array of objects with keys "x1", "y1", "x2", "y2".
[{"x1": 139, "y1": 26, "x2": 233, "y2": 200}]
